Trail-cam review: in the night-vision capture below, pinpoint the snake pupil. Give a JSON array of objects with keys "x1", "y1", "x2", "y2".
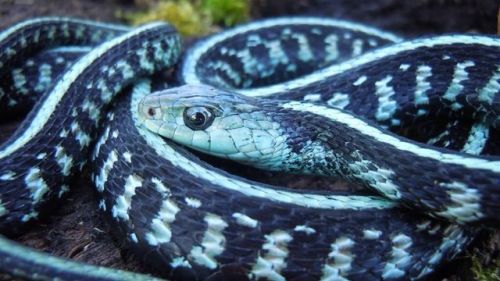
[
  {"x1": 192, "y1": 112, "x2": 204, "y2": 123},
  {"x1": 147, "y1": 108, "x2": 155, "y2": 117},
  {"x1": 184, "y1": 107, "x2": 214, "y2": 130}
]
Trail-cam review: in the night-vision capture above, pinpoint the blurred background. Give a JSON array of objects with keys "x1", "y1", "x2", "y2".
[{"x1": 0, "y1": 0, "x2": 498, "y2": 35}]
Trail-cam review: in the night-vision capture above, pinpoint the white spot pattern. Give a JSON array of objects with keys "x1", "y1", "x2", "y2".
[
  {"x1": 232, "y1": 212, "x2": 258, "y2": 228},
  {"x1": 0, "y1": 171, "x2": 16, "y2": 180},
  {"x1": 82, "y1": 98, "x2": 101, "y2": 122},
  {"x1": 70, "y1": 121, "x2": 91, "y2": 148},
  {"x1": 183, "y1": 17, "x2": 402, "y2": 97},
  {"x1": 94, "y1": 150, "x2": 118, "y2": 192},
  {"x1": 294, "y1": 225, "x2": 316, "y2": 235},
  {"x1": 363, "y1": 229, "x2": 382, "y2": 239},
  {"x1": 170, "y1": 257, "x2": 192, "y2": 268},
  {"x1": 321, "y1": 236, "x2": 355, "y2": 281},
  {"x1": 326, "y1": 93, "x2": 350, "y2": 109},
  {"x1": 399, "y1": 64, "x2": 410, "y2": 71},
  {"x1": 184, "y1": 197, "x2": 202, "y2": 208},
  {"x1": 250, "y1": 230, "x2": 293, "y2": 281},
  {"x1": 122, "y1": 151, "x2": 132, "y2": 163},
  {"x1": 436, "y1": 181, "x2": 483, "y2": 223},
  {"x1": 22, "y1": 167, "x2": 49, "y2": 222},
  {"x1": 35, "y1": 63, "x2": 52, "y2": 93},
  {"x1": 443, "y1": 61, "x2": 475, "y2": 110},
  {"x1": 12, "y1": 68, "x2": 28, "y2": 94},
  {"x1": 461, "y1": 122, "x2": 489, "y2": 155},
  {"x1": 59, "y1": 129, "x2": 68, "y2": 138},
  {"x1": 351, "y1": 39, "x2": 363, "y2": 56},
  {"x1": 189, "y1": 213, "x2": 228, "y2": 269},
  {"x1": 36, "y1": 153, "x2": 47, "y2": 160},
  {"x1": 414, "y1": 65, "x2": 432, "y2": 105},
  {"x1": 382, "y1": 234, "x2": 412, "y2": 279},
  {"x1": 130, "y1": 233, "x2": 138, "y2": 243},
  {"x1": 478, "y1": 66, "x2": 500, "y2": 105},
  {"x1": 145, "y1": 192, "x2": 180, "y2": 246},
  {"x1": 374, "y1": 75, "x2": 396, "y2": 122},
  {"x1": 98, "y1": 199, "x2": 106, "y2": 211},
  {"x1": 324, "y1": 34, "x2": 339, "y2": 62},
  {"x1": 352, "y1": 75, "x2": 367, "y2": 86},
  {"x1": 303, "y1": 94, "x2": 322, "y2": 102},
  {"x1": 151, "y1": 177, "x2": 169, "y2": 193},
  {"x1": 112, "y1": 174, "x2": 143, "y2": 221},
  {"x1": 25, "y1": 167, "x2": 49, "y2": 204},
  {"x1": 54, "y1": 146, "x2": 73, "y2": 176}
]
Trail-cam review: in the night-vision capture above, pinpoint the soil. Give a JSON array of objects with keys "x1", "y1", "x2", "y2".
[{"x1": 0, "y1": 1, "x2": 498, "y2": 280}]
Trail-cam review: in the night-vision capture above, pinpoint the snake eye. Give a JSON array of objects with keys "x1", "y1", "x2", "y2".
[{"x1": 183, "y1": 106, "x2": 214, "y2": 130}]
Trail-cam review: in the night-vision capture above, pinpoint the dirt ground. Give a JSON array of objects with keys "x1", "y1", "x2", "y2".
[{"x1": 0, "y1": 0, "x2": 499, "y2": 280}]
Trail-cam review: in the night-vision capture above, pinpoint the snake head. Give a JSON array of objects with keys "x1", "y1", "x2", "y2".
[{"x1": 138, "y1": 84, "x2": 289, "y2": 166}]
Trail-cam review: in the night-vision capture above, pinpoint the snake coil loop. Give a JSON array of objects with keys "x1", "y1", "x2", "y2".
[{"x1": 0, "y1": 16, "x2": 499, "y2": 281}]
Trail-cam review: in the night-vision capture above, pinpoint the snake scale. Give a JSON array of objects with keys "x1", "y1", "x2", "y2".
[{"x1": 0, "y1": 16, "x2": 498, "y2": 281}]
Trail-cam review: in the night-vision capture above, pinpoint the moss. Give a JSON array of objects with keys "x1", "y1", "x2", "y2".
[
  {"x1": 120, "y1": 0, "x2": 249, "y2": 37},
  {"x1": 471, "y1": 255, "x2": 500, "y2": 281},
  {"x1": 201, "y1": 0, "x2": 249, "y2": 27},
  {"x1": 120, "y1": 1, "x2": 212, "y2": 36}
]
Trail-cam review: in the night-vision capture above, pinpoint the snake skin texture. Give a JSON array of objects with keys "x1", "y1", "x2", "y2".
[
  {"x1": 168, "y1": 18, "x2": 500, "y2": 226},
  {"x1": 0, "y1": 16, "x2": 497, "y2": 281},
  {"x1": 0, "y1": 18, "x2": 130, "y2": 116},
  {"x1": 139, "y1": 84, "x2": 500, "y2": 225},
  {"x1": 3, "y1": 46, "x2": 91, "y2": 118},
  {"x1": 0, "y1": 18, "x2": 181, "y2": 280},
  {"x1": 110, "y1": 80, "x2": 472, "y2": 281},
  {"x1": 180, "y1": 18, "x2": 500, "y2": 154}
]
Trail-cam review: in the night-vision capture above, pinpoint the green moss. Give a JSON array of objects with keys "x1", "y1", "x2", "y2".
[
  {"x1": 201, "y1": 0, "x2": 249, "y2": 27},
  {"x1": 471, "y1": 256, "x2": 500, "y2": 281},
  {"x1": 120, "y1": 1, "x2": 212, "y2": 36},
  {"x1": 120, "y1": 0, "x2": 249, "y2": 37}
]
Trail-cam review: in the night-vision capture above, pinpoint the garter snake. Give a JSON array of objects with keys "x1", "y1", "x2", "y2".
[{"x1": 0, "y1": 16, "x2": 497, "y2": 281}]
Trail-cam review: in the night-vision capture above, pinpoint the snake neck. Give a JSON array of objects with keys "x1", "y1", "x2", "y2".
[{"x1": 216, "y1": 100, "x2": 350, "y2": 176}]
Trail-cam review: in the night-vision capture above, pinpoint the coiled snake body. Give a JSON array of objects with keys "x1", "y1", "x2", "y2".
[{"x1": 0, "y1": 17, "x2": 498, "y2": 281}]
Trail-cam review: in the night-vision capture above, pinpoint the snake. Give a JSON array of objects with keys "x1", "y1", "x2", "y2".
[
  {"x1": 0, "y1": 16, "x2": 498, "y2": 281},
  {"x1": 141, "y1": 26, "x2": 500, "y2": 225}
]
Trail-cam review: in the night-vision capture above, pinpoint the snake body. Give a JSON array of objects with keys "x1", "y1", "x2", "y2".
[
  {"x1": 0, "y1": 18, "x2": 181, "y2": 279},
  {"x1": 170, "y1": 18, "x2": 500, "y2": 226},
  {"x1": 0, "y1": 16, "x2": 498, "y2": 281}
]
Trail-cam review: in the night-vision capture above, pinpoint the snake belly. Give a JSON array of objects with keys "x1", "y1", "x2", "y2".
[{"x1": 0, "y1": 16, "x2": 486, "y2": 281}]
